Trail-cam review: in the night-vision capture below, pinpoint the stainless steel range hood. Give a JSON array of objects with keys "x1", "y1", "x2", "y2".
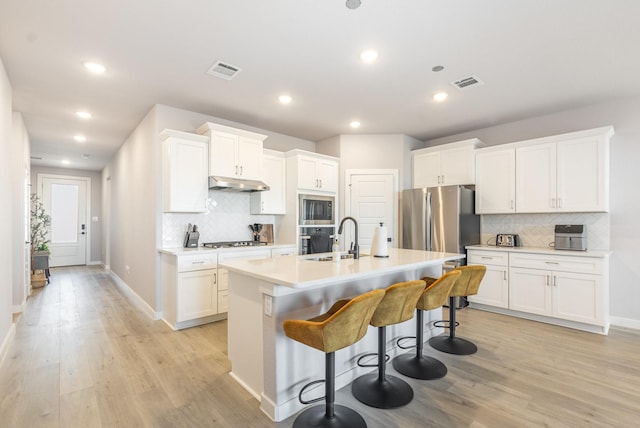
[{"x1": 208, "y1": 176, "x2": 270, "y2": 192}]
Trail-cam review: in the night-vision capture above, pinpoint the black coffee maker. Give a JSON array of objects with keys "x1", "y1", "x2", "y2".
[{"x1": 249, "y1": 223, "x2": 263, "y2": 241}]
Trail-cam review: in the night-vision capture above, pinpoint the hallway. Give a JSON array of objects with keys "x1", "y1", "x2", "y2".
[{"x1": 1, "y1": 266, "x2": 639, "y2": 427}]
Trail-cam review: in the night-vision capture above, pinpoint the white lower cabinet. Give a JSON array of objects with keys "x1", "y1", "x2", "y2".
[
  {"x1": 467, "y1": 250, "x2": 509, "y2": 308},
  {"x1": 161, "y1": 252, "x2": 223, "y2": 330},
  {"x1": 467, "y1": 248, "x2": 609, "y2": 334}
]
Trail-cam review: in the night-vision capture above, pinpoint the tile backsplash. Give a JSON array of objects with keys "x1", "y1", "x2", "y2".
[
  {"x1": 163, "y1": 190, "x2": 276, "y2": 247},
  {"x1": 481, "y1": 212, "x2": 609, "y2": 250}
]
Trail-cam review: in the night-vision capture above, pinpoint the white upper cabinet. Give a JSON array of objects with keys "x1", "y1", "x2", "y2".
[
  {"x1": 515, "y1": 126, "x2": 612, "y2": 213},
  {"x1": 198, "y1": 122, "x2": 267, "y2": 181},
  {"x1": 475, "y1": 145, "x2": 516, "y2": 214},
  {"x1": 288, "y1": 151, "x2": 339, "y2": 193},
  {"x1": 251, "y1": 150, "x2": 286, "y2": 214},
  {"x1": 412, "y1": 139, "x2": 484, "y2": 188},
  {"x1": 161, "y1": 129, "x2": 209, "y2": 213}
]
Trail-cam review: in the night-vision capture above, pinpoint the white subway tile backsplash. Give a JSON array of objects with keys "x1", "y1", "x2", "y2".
[
  {"x1": 481, "y1": 213, "x2": 609, "y2": 250},
  {"x1": 162, "y1": 190, "x2": 276, "y2": 247}
]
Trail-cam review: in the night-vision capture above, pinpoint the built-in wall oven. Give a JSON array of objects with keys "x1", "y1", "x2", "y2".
[
  {"x1": 300, "y1": 227, "x2": 335, "y2": 255},
  {"x1": 299, "y1": 194, "x2": 335, "y2": 225}
]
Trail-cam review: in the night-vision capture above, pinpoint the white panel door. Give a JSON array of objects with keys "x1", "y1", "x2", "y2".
[
  {"x1": 509, "y1": 267, "x2": 551, "y2": 316},
  {"x1": 413, "y1": 151, "x2": 441, "y2": 188},
  {"x1": 237, "y1": 137, "x2": 262, "y2": 180},
  {"x1": 40, "y1": 176, "x2": 88, "y2": 267},
  {"x1": 467, "y1": 264, "x2": 509, "y2": 308},
  {"x1": 440, "y1": 145, "x2": 475, "y2": 185},
  {"x1": 552, "y1": 271, "x2": 603, "y2": 325},
  {"x1": 475, "y1": 148, "x2": 516, "y2": 214},
  {"x1": 347, "y1": 172, "x2": 396, "y2": 251},
  {"x1": 210, "y1": 130, "x2": 238, "y2": 177}
]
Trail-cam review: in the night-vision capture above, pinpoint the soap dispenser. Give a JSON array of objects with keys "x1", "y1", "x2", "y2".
[{"x1": 332, "y1": 238, "x2": 341, "y2": 262}]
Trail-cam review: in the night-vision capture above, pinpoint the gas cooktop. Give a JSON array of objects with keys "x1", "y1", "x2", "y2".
[{"x1": 202, "y1": 241, "x2": 268, "y2": 249}]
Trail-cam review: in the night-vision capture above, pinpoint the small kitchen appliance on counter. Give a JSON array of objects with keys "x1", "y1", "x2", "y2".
[
  {"x1": 183, "y1": 224, "x2": 200, "y2": 248},
  {"x1": 554, "y1": 224, "x2": 587, "y2": 251},
  {"x1": 496, "y1": 234, "x2": 520, "y2": 247}
]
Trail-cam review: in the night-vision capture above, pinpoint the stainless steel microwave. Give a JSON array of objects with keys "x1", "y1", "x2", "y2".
[{"x1": 299, "y1": 194, "x2": 335, "y2": 225}]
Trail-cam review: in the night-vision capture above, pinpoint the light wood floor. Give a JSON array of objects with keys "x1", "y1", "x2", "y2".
[{"x1": 1, "y1": 266, "x2": 639, "y2": 427}]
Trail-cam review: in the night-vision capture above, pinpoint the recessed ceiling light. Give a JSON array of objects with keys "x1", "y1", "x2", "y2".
[
  {"x1": 61, "y1": 159, "x2": 70, "y2": 165},
  {"x1": 74, "y1": 134, "x2": 87, "y2": 143},
  {"x1": 360, "y1": 49, "x2": 378, "y2": 63},
  {"x1": 432, "y1": 65, "x2": 444, "y2": 72},
  {"x1": 83, "y1": 62, "x2": 106, "y2": 74},
  {"x1": 75, "y1": 111, "x2": 92, "y2": 119},
  {"x1": 278, "y1": 95, "x2": 292, "y2": 105},
  {"x1": 350, "y1": 121, "x2": 361, "y2": 129},
  {"x1": 81, "y1": 154, "x2": 90, "y2": 160},
  {"x1": 433, "y1": 92, "x2": 448, "y2": 102}
]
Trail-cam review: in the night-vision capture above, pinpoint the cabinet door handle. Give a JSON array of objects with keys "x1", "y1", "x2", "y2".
[
  {"x1": 261, "y1": 201, "x2": 265, "y2": 211},
  {"x1": 319, "y1": 179, "x2": 322, "y2": 188},
  {"x1": 510, "y1": 200, "x2": 514, "y2": 210},
  {"x1": 235, "y1": 165, "x2": 239, "y2": 175},
  {"x1": 239, "y1": 165, "x2": 243, "y2": 176},
  {"x1": 546, "y1": 275, "x2": 550, "y2": 286},
  {"x1": 558, "y1": 198, "x2": 563, "y2": 208},
  {"x1": 553, "y1": 276, "x2": 557, "y2": 287},
  {"x1": 214, "y1": 272, "x2": 217, "y2": 284},
  {"x1": 503, "y1": 271, "x2": 507, "y2": 281},
  {"x1": 441, "y1": 175, "x2": 445, "y2": 184},
  {"x1": 551, "y1": 198, "x2": 556, "y2": 208}
]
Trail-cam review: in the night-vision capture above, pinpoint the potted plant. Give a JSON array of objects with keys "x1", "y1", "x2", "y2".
[{"x1": 30, "y1": 194, "x2": 51, "y2": 287}]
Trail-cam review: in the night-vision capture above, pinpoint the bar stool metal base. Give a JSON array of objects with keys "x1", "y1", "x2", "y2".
[
  {"x1": 292, "y1": 404, "x2": 367, "y2": 428},
  {"x1": 351, "y1": 373, "x2": 414, "y2": 409},
  {"x1": 428, "y1": 335, "x2": 477, "y2": 355},
  {"x1": 392, "y1": 353, "x2": 447, "y2": 380}
]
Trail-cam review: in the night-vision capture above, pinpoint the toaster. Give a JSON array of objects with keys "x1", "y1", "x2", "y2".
[{"x1": 496, "y1": 234, "x2": 520, "y2": 247}]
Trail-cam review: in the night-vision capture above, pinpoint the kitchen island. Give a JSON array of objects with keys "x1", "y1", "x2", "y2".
[{"x1": 220, "y1": 248, "x2": 464, "y2": 421}]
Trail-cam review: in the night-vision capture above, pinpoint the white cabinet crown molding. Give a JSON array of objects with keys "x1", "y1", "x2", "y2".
[{"x1": 196, "y1": 122, "x2": 267, "y2": 142}]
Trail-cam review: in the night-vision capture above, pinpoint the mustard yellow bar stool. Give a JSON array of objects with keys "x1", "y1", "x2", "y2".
[
  {"x1": 351, "y1": 280, "x2": 427, "y2": 409},
  {"x1": 283, "y1": 289, "x2": 385, "y2": 428},
  {"x1": 392, "y1": 269, "x2": 461, "y2": 380},
  {"x1": 429, "y1": 265, "x2": 487, "y2": 355}
]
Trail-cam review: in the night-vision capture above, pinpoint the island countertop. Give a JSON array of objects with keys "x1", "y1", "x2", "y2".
[{"x1": 219, "y1": 247, "x2": 464, "y2": 289}]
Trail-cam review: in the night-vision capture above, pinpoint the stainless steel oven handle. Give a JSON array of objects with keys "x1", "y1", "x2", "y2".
[{"x1": 300, "y1": 235, "x2": 311, "y2": 240}]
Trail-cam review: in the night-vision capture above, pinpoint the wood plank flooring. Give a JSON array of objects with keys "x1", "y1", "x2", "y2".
[{"x1": 1, "y1": 265, "x2": 638, "y2": 427}]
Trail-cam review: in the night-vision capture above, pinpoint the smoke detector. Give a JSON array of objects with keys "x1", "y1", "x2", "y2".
[
  {"x1": 207, "y1": 60, "x2": 242, "y2": 80},
  {"x1": 451, "y1": 75, "x2": 485, "y2": 90}
]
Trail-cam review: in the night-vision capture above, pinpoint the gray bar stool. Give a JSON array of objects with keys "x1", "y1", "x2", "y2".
[
  {"x1": 351, "y1": 279, "x2": 427, "y2": 409},
  {"x1": 283, "y1": 288, "x2": 385, "y2": 428},
  {"x1": 429, "y1": 265, "x2": 487, "y2": 355},
  {"x1": 392, "y1": 269, "x2": 461, "y2": 379}
]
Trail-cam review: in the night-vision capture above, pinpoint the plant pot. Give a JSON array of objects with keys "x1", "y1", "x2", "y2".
[{"x1": 31, "y1": 270, "x2": 48, "y2": 288}]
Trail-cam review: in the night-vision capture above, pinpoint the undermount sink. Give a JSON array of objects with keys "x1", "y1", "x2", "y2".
[{"x1": 306, "y1": 254, "x2": 365, "y2": 261}]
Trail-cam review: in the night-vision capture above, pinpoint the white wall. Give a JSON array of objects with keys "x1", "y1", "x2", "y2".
[
  {"x1": 425, "y1": 95, "x2": 640, "y2": 327},
  {"x1": 0, "y1": 57, "x2": 15, "y2": 362},
  {"x1": 11, "y1": 113, "x2": 29, "y2": 311},
  {"x1": 30, "y1": 166, "x2": 102, "y2": 264}
]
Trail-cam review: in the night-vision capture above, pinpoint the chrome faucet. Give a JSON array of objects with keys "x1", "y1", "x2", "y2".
[{"x1": 337, "y1": 216, "x2": 359, "y2": 259}]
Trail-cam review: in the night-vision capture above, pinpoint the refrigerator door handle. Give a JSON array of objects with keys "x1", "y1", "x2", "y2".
[{"x1": 425, "y1": 191, "x2": 432, "y2": 251}]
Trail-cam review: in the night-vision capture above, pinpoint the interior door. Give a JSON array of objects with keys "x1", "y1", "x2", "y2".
[
  {"x1": 347, "y1": 172, "x2": 396, "y2": 251},
  {"x1": 39, "y1": 176, "x2": 89, "y2": 267}
]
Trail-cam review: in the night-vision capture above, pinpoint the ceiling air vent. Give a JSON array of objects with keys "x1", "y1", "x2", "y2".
[
  {"x1": 451, "y1": 75, "x2": 485, "y2": 90},
  {"x1": 206, "y1": 60, "x2": 242, "y2": 80}
]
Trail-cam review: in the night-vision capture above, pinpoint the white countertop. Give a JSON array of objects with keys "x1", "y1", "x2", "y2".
[
  {"x1": 466, "y1": 244, "x2": 611, "y2": 258},
  {"x1": 158, "y1": 243, "x2": 296, "y2": 256},
  {"x1": 219, "y1": 248, "x2": 464, "y2": 289}
]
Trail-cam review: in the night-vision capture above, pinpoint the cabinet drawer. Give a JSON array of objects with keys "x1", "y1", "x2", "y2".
[
  {"x1": 178, "y1": 254, "x2": 218, "y2": 272},
  {"x1": 509, "y1": 253, "x2": 603, "y2": 274},
  {"x1": 467, "y1": 250, "x2": 509, "y2": 266}
]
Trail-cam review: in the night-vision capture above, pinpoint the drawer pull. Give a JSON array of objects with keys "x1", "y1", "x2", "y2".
[
  {"x1": 191, "y1": 261, "x2": 205, "y2": 264},
  {"x1": 481, "y1": 256, "x2": 493, "y2": 260},
  {"x1": 545, "y1": 261, "x2": 559, "y2": 265}
]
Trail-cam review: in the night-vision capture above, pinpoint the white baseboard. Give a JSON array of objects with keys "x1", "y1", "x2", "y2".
[
  {"x1": 108, "y1": 270, "x2": 161, "y2": 320},
  {"x1": 12, "y1": 301, "x2": 25, "y2": 314},
  {"x1": 87, "y1": 260, "x2": 103, "y2": 266},
  {"x1": 0, "y1": 323, "x2": 16, "y2": 369},
  {"x1": 610, "y1": 316, "x2": 640, "y2": 330}
]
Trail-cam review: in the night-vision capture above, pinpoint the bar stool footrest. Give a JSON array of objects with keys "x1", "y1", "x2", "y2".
[
  {"x1": 395, "y1": 336, "x2": 417, "y2": 350},
  {"x1": 356, "y1": 352, "x2": 389, "y2": 368},
  {"x1": 433, "y1": 319, "x2": 459, "y2": 329},
  {"x1": 298, "y1": 379, "x2": 325, "y2": 405}
]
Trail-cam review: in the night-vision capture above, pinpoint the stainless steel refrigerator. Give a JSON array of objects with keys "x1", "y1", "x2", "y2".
[{"x1": 402, "y1": 185, "x2": 480, "y2": 262}]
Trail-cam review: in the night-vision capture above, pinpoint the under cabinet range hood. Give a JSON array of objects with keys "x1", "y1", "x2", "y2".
[{"x1": 208, "y1": 176, "x2": 270, "y2": 192}]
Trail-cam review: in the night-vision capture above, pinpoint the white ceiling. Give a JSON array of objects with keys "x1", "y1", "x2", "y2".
[{"x1": 2, "y1": 0, "x2": 639, "y2": 171}]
